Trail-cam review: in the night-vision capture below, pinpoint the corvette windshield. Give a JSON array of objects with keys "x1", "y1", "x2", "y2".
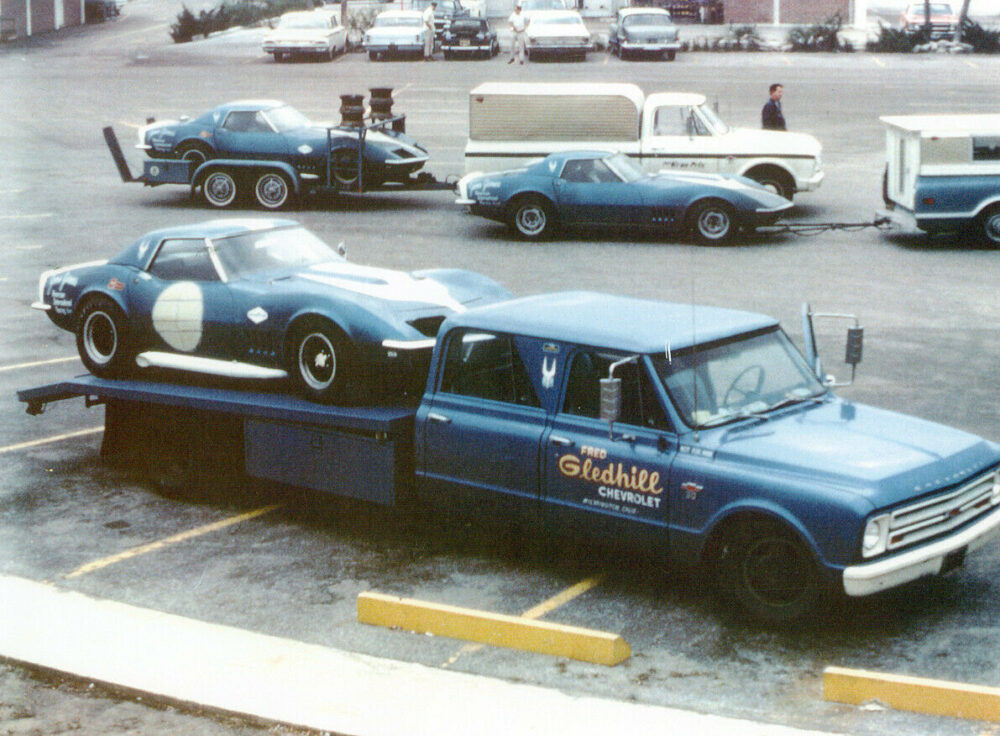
[
  {"x1": 212, "y1": 227, "x2": 343, "y2": 279},
  {"x1": 653, "y1": 328, "x2": 825, "y2": 429},
  {"x1": 263, "y1": 105, "x2": 311, "y2": 132}
]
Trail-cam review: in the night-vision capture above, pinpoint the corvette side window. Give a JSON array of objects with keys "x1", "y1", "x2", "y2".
[
  {"x1": 440, "y1": 330, "x2": 539, "y2": 407},
  {"x1": 148, "y1": 239, "x2": 219, "y2": 282},
  {"x1": 221, "y1": 111, "x2": 271, "y2": 133}
]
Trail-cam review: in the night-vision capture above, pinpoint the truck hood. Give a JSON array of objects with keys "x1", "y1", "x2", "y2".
[
  {"x1": 721, "y1": 127, "x2": 822, "y2": 157},
  {"x1": 704, "y1": 399, "x2": 1000, "y2": 508}
]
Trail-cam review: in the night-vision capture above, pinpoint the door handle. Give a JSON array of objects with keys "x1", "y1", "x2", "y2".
[
  {"x1": 427, "y1": 412, "x2": 451, "y2": 424},
  {"x1": 549, "y1": 435, "x2": 573, "y2": 447}
]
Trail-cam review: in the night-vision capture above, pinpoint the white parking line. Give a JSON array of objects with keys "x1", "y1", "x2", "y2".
[
  {"x1": 0, "y1": 214, "x2": 53, "y2": 220},
  {"x1": 0, "y1": 356, "x2": 78, "y2": 373},
  {"x1": 0, "y1": 427, "x2": 103, "y2": 455}
]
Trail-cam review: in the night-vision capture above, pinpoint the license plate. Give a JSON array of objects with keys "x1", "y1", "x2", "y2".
[{"x1": 460, "y1": 38, "x2": 470, "y2": 46}]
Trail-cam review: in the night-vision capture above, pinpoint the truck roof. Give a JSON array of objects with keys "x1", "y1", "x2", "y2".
[
  {"x1": 445, "y1": 291, "x2": 778, "y2": 353},
  {"x1": 469, "y1": 82, "x2": 646, "y2": 110},
  {"x1": 880, "y1": 114, "x2": 1000, "y2": 137}
]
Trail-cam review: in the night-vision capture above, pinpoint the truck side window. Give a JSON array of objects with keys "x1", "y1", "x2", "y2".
[
  {"x1": 563, "y1": 350, "x2": 669, "y2": 431},
  {"x1": 440, "y1": 330, "x2": 540, "y2": 407},
  {"x1": 148, "y1": 239, "x2": 220, "y2": 282}
]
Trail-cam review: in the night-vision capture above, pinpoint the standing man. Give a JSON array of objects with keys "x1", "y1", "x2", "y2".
[
  {"x1": 761, "y1": 83, "x2": 786, "y2": 131},
  {"x1": 423, "y1": 0, "x2": 437, "y2": 60},
  {"x1": 508, "y1": 3, "x2": 528, "y2": 64}
]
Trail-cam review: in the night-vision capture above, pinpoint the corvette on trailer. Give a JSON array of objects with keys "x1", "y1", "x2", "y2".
[{"x1": 31, "y1": 219, "x2": 510, "y2": 403}]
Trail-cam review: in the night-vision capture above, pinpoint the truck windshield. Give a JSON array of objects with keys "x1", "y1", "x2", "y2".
[
  {"x1": 653, "y1": 328, "x2": 825, "y2": 429},
  {"x1": 212, "y1": 226, "x2": 343, "y2": 279},
  {"x1": 695, "y1": 104, "x2": 729, "y2": 135}
]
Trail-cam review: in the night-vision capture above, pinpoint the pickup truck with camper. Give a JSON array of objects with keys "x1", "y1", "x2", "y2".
[
  {"x1": 881, "y1": 113, "x2": 1000, "y2": 246},
  {"x1": 464, "y1": 83, "x2": 825, "y2": 200},
  {"x1": 19, "y1": 293, "x2": 1000, "y2": 625}
]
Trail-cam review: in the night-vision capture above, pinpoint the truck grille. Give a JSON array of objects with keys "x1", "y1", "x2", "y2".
[{"x1": 886, "y1": 469, "x2": 1000, "y2": 551}]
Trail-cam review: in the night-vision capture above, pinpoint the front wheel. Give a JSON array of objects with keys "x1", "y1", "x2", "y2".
[
  {"x1": 975, "y1": 205, "x2": 1000, "y2": 247},
  {"x1": 254, "y1": 171, "x2": 292, "y2": 210},
  {"x1": 666, "y1": 50, "x2": 676, "y2": 61},
  {"x1": 508, "y1": 196, "x2": 556, "y2": 240},
  {"x1": 717, "y1": 521, "x2": 822, "y2": 625},
  {"x1": 689, "y1": 199, "x2": 737, "y2": 245},
  {"x1": 290, "y1": 322, "x2": 353, "y2": 403},
  {"x1": 76, "y1": 297, "x2": 133, "y2": 378},
  {"x1": 747, "y1": 168, "x2": 794, "y2": 201},
  {"x1": 202, "y1": 170, "x2": 238, "y2": 208}
]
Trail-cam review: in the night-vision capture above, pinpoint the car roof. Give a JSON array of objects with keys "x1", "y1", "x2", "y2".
[
  {"x1": 444, "y1": 292, "x2": 778, "y2": 354},
  {"x1": 142, "y1": 218, "x2": 301, "y2": 242},
  {"x1": 529, "y1": 9, "x2": 583, "y2": 18},
  {"x1": 376, "y1": 9, "x2": 423, "y2": 17},
  {"x1": 211, "y1": 100, "x2": 287, "y2": 114}
]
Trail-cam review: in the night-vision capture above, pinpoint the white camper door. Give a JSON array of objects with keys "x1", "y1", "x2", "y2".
[{"x1": 886, "y1": 129, "x2": 920, "y2": 210}]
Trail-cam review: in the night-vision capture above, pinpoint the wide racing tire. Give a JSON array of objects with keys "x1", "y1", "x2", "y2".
[{"x1": 76, "y1": 297, "x2": 133, "y2": 379}]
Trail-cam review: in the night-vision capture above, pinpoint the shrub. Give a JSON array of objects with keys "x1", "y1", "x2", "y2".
[
  {"x1": 786, "y1": 13, "x2": 852, "y2": 51},
  {"x1": 959, "y1": 19, "x2": 1000, "y2": 52},
  {"x1": 170, "y1": 0, "x2": 314, "y2": 43},
  {"x1": 169, "y1": 5, "x2": 200, "y2": 42}
]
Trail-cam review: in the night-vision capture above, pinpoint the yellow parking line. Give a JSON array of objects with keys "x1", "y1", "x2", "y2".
[
  {"x1": 440, "y1": 574, "x2": 605, "y2": 667},
  {"x1": 0, "y1": 427, "x2": 103, "y2": 455},
  {"x1": 63, "y1": 504, "x2": 284, "y2": 579},
  {"x1": 0, "y1": 356, "x2": 78, "y2": 373},
  {"x1": 824, "y1": 666, "x2": 1000, "y2": 722}
]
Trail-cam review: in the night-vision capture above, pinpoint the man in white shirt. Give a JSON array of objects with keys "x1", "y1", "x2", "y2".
[
  {"x1": 423, "y1": 0, "x2": 437, "y2": 60},
  {"x1": 508, "y1": 3, "x2": 528, "y2": 64}
]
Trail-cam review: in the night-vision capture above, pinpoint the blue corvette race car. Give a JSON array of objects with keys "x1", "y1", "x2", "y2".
[
  {"x1": 456, "y1": 150, "x2": 793, "y2": 244},
  {"x1": 137, "y1": 100, "x2": 429, "y2": 198},
  {"x1": 32, "y1": 219, "x2": 511, "y2": 403}
]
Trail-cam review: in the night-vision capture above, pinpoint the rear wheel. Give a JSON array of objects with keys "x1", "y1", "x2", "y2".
[
  {"x1": 254, "y1": 171, "x2": 292, "y2": 210},
  {"x1": 76, "y1": 297, "x2": 133, "y2": 378},
  {"x1": 202, "y1": 170, "x2": 238, "y2": 208},
  {"x1": 508, "y1": 195, "x2": 556, "y2": 240},
  {"x1": 666, "y1": 50, "x2": 676, "y2": 61},
  {"x1": 176, "y1": 141, "x2": 212, "y2": 166},
  {"x1": 689, "y1": 199, "x2": 737, "y2": 245},
  {"x1": 289, "y1": 321, "x2": 353, "y2": 403},
  {"x1": 975, "y1": 205, "x2": 1000, "y2": 248},
  {"x1": 369, "y1": 50, "x2": 378, "y2": 61}
]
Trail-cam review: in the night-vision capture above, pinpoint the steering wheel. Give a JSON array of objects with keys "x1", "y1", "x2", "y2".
[{"x1": 723, "y1": 365, "x2": 765, "y2": 407}]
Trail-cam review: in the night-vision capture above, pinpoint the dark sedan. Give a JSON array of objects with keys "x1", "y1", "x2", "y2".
[
  {"x1": 441, "y1": 18, "x2": 499, "y2": 58},
  {"x1": 456, "y1": 150, "x2": 793, "y2": 244}
]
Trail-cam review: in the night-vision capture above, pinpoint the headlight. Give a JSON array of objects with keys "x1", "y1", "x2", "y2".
[{"x1": 861, "y1": 514, "x2": 890, "y2": 558}]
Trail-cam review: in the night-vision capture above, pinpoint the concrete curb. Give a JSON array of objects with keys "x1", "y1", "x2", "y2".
[{"x1": 0, "y1": 574, "x2": 842, "y2": 736}]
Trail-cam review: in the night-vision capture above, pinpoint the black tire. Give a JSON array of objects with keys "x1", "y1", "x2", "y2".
[
  {"x1": 289, "y1": 321, "x2": 353, "y2": 403},
  {"x1": 716, "y1": 520, "x2": 822, "y2": 625},
  {"x1": 202, "y1": 170, "x2": 238, "y2": 208},
  {"x1": 666, "y1": 50, "x2": 676, "y2": 61},
  {"x1": 331, "y1": 147, "x2": 361, "y2": 188},
  {"x1": 369, "y1": 50, "x2": 378, "y2": 61},
  {"x1": 746, "y1": 167, "x2": 795, "y2": 201},
  {"x1": 976, "y1": 205, "x2": 1000, "y2": 248},
  {"x1": 688, "y1": 199, "x2": 738, "y2": 245},
  {"x1": 508, "y1": 195, "x2": 556, "y2": 240},
  {"x1": 254, "y1": 171, "x2": 293, "y2": 210},
  {"x1": 76, "y1": 297, "x2": 133, "y2": 378},
  {"x1": 176, "y1": 141, "x2": 212, "y2": 166}
]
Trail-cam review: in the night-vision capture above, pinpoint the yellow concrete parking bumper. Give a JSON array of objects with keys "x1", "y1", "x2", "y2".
[
  {"x1": 823, "y1": 666, "x2": 1000, "y2": 722},
  {"x1": 358, "y1": 591, "x2": 631, "y2": 666}
]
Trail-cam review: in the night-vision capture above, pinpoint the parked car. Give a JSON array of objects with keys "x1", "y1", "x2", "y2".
[
  {"x1": 441, "y1": 17, "x2": 498, "y2": 58},
  {"x1": 32, "y1": 219, "x2": 512, "y2": 403},
  {"x1": 409, "y1": 0, "x2": 483, "y2": 38},
  {"x1": 525, "y1": 9, "x2": 591, "y2": 61},
  {"x1": 363, "y1": 10, "x2": 432, "y2": 60},
  {"x1": 607, "y1": 7, "x2": 680, "y2": 61},
  {"x1": 456, "y1": 150, "x2": 792, "y2": 244},
  {"x1": 136, "y1": 99, "x2": 429, "y2": 193},
  {"x1": 262, "y1": 10, "x2": 348, "y2": 62},
  {"x1": 517, "y1": 0, "x2": 568, "y2": 17},
  {"x1": 900, "y1": 2, "x2": 959, "y2": 37}
]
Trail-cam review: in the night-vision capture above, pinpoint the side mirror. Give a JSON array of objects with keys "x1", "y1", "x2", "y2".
[
  {"x1": 599, "y1": 377, "x2": 622, "y2": 425},
  {"x1": 801, "y1": 303, "x2": 863, "y2": 387}
]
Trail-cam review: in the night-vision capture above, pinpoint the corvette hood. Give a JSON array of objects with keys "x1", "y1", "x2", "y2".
[
  {"x1": 642, "y1": 171, "x2": 792, "y2": 208},
  {"x1": 704, "y1": 400, "x2": 1000, "y2": 508}
]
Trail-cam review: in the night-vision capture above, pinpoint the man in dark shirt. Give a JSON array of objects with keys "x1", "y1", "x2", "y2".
[{"x1": 761, "y1": 83, "x2": 786, "y2": 131}]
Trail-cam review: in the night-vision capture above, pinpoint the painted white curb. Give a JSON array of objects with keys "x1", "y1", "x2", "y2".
[{"x1": 0, "y1": 575, "x2": 839, "y2": 736}]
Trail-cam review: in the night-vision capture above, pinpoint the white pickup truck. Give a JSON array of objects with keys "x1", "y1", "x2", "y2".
[{"x1": 465, "y1": 82, "x2": 825, "y2": 200}]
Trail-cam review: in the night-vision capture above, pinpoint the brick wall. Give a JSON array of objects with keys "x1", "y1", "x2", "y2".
[{"x1": 723, "y1": 0, "x2": 850, "y2": 23}]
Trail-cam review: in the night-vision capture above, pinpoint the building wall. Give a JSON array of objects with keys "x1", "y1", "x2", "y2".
[
  {"x1": 723, "y1": 0, "x2": 850, "y2": 23},
  {"x1": 722, "y1": 0, "x2": 773, "y2": 23},
  {"x1": 1, "y1": 0, "x2": 83, "y2": 38}
]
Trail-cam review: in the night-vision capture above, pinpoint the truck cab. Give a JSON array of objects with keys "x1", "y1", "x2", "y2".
[
  {"x1": 415, "y1": 292, "x2": 1000, "y2": 624},
  {"x1": 881, "y1": 113, "x2": 1000, "y2": 246}
]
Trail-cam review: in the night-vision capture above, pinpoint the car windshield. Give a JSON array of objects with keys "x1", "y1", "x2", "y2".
[
  {"x1": 375, "y1": 15, "x2": 422, "y2": 26},
  {"x1": 653, "y1": 328, "x2": 825, "y2": 429},
  {"x1": 520, "y1": 0, "x2": 567, "y2": 8},
  {"x1": 533, "y1": 14, "x2": 581, "y2": 24},
  {"x1": 278, "y1": 14, "x2": 328, "y2": 29},
  {"x1": 603, "y1": 152, "x2": 646, "y2": 182},
  {"x1": 212, "y1": 226, "x2": 343, "y2": 279},
  {"x1": 262, "y1": 105, "x2": 311, "y2": 132},
  {"x1": 623, "y1": 14, "x2": 672, "y2": 26}
]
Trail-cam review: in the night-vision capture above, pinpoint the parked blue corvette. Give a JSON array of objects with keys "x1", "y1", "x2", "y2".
[
  {"x1": 32, "y1": 219, "x2": 511, "y2": 403},
  {"x1": 456, "y1": 150, "x2": 793, "y2": 244},
  {"x1": 137, "y1": 100, "x2": 429, "y2": 193}
]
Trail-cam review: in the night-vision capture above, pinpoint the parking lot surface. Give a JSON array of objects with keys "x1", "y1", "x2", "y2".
[{"x1": 4, "y1": 2, "x2": 1000, "y2": 734}]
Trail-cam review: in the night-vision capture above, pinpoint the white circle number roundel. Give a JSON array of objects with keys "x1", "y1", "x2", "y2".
[{"x1": 151, "y1": 281, "x2": 204, "y2": 352}]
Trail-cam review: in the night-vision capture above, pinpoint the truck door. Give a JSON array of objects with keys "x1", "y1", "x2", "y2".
[
  {"x1": 420, "y1": 329, "x2": 549, "y2": 510},
  {"x1": 643, "y1": 104, "x2": 720, "y2": 175},
  {"x1": 542, "y1": 348, "x2": 676, "y2": 540}
]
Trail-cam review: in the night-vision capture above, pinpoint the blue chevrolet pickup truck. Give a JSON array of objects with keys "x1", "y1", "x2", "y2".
[{"x1": 20, "y1": 292, "x2": 1000, "y2": 624}]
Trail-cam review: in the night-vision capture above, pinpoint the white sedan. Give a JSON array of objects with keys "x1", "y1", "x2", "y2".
[
  {"x1": 262, "y1": 10, "x2": 347, "y2": 62},
  {"x1": 363, "y1": 10, "x2": 432, "y2": 60},
  {"x1": 525, "y1": 10, "x2": 591, "y2": 61}
]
